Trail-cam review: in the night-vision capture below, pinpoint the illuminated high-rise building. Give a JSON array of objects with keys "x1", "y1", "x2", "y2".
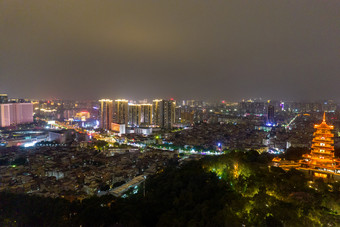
[
  {"x1": 300, "y1": 113, "x2": 340, "y2": 179},
  {"x1": 267, "y1": 105, "x2": 275, "y2": 125},
  {"x1": 13, "y1": 103, "x2": 34, "y2": 124},
  {"x1": 0, "y1": 104, "x2": 12, "y2": 127},
  {"x1": 162, "y1": 100, "x2": 176, "y2": 129},
  {"x1": 114, "y1": 99, "x2": 128, "y2": 126},
  {"x1": 99, "y1": 99, "x2": 113, "y2": 130},
  {"x1": 140, "y1": 104, "x2": 153, "y2": 126},
  {"x1": 0, "y1": 94, "x2": 8, "y2": 104},
  {"x1": 0, "y1": 103, "x2": 33, "y2": 127},
  {"x1": 152, "y1": 99, "x2": 175, "y2": 129},
  {"x1": 152, "y1": 99, "x2": 162, "y2": 126},
  {"x1": 128, "y1": 104, "x2": 141, "y2": 127}
]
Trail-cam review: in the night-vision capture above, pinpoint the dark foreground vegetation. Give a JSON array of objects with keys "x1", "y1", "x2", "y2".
[{"x1": 1, "y1": 151, "x2": 340, "y2": 226}]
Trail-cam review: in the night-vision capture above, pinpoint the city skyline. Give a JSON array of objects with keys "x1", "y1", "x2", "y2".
[
  {"x1": 2, "y1": 1, "x2": 340, "y2": 225},
  {"x1": 2, "y1": 93, "x2": 340, "y2": 104},
  {"x1": 1, "y1": 0, "x2": 340, "y2": 101}
]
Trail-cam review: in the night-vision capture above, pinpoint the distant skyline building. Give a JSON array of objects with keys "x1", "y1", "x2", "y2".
[
  {"x1": 162, "y1": 100, "x2": 176, "y2": 129},
  {"x1": 152, "y1": 99, "x2": 175, "y2": 129},
  {"x1": 99, "y1": 99, "x2": 113, "y2": 130},
  {"x1": 138, "y1": 99, "x2": 148, "y2": 104},
  {"x1": 267, "y1": 105, "x2": 275, "y2": 125},
  {"x1": 140, "y1": 104, "x2": 153, "y2": 126},
  {"x1": 114, "y1": 99, "x2": 128, "y2": 126},
  {"x1": 0, "y1": 103, "x2": 33, "y2": 127},
  {"x1": 0, "y1": 104, "x2": 12, "y2": 127},
  {"x1": 0, "y1": 94, "x2": 8, "y2": 104},
  {"x1": 152, "y1": 99, "x2": 162, "y2": 126},
  {"x1": 127, "y1": 103, "x2": 153, "y2": 127},
  {"x1": 239, "y1": 100, "x2": 266, "y2": 115},
  {"x1": 128, "y1": 103, "x2": 141, "y2": 127}
]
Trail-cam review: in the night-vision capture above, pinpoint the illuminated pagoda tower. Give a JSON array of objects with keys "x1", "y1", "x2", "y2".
[{"x1": 300, "y1": 112, "x2": 340, "y2": 180}]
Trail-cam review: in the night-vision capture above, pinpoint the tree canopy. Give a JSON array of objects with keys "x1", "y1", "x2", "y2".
[{"x1": 1, "y1": 151, "x2": 340, "y2": 226}]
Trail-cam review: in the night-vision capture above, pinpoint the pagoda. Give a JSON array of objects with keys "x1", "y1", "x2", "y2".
[{"x1": 300, "y1": 113, "x2": 340, "y2": 179}]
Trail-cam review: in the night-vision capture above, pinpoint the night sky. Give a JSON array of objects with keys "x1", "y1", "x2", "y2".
[{"x1": 1, "y1": 0, "x2": 339, "y2": 101}]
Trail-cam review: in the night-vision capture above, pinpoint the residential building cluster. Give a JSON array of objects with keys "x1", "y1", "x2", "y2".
[
  {"x1": 0, "y1": 94, "x2": 33, "y2": 127},
  {"x1": 0, "y1": 146, "x2": 178, "y2": 199},
  {"x1": 99, "y1": 99, "x2": 176, "y2": 132}
]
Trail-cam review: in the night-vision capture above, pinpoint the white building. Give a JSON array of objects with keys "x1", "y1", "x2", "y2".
[{"x1": 0, "y1": 103, "x2": 33, "y2": 127}]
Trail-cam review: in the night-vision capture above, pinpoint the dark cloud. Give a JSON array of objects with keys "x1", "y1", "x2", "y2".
[{"x1": 1, "y1": 0, "x2": 339, "y2": 101}]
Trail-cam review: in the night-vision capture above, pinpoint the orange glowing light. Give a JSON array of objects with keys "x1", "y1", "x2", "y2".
[
  {"x1": 300, "y1": 112, "x2": 338, "y2": 174},
  {"x1": 314, "y1": 173, "x2": 327, "y2": 178}
]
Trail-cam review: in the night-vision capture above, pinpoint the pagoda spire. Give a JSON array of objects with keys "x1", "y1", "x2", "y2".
[{"x1": 323, "y1": 112, "x2": 326, "y2": 122}]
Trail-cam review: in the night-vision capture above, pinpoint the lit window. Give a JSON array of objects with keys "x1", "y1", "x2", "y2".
[{"x1": 320, "y1": 143, "x2": 325, "y2": 146}]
